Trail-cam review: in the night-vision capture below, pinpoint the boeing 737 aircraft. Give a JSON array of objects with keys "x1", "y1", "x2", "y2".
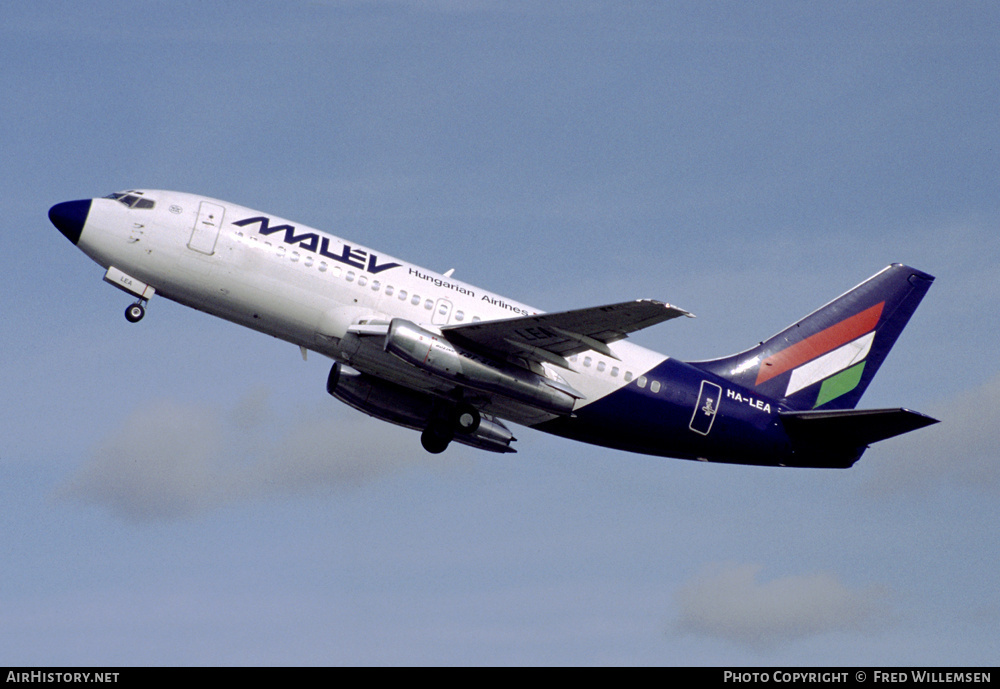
[{"x1": 49, "y1": 190, "x2": 937, "y2": 467}]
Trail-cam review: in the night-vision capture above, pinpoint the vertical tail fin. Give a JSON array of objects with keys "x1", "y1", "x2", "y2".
[{"x1": 695, "y1": 264, "x2": 934, "y2": 411}]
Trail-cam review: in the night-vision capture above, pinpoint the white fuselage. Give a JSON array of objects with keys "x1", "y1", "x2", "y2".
[{"x1": 75, "y1": 190, "x2": 668, "y2": 428}]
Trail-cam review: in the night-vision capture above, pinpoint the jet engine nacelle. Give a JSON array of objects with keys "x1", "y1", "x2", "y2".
[
  {"x1": 383, "y1": 318, "x2": 578, "y2": 416},
  {"x1": 327, "y1": 364, "x2": 516, "y2": 453}
]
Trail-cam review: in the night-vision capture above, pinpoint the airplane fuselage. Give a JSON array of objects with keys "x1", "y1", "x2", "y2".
[{"x1": 49, "y1": 190, "x2": 936, "y2": 466}]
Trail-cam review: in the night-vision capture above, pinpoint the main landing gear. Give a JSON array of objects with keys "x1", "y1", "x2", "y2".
[
  {"x1": 454, "y1": 403, "x2": 481, "y2": 434},
  {"x1": 420, "y1": 422, "x2": 453, "y2": 454},
  {"x1": 420, "y1": 403, "x2": 482, "y2": 454},
  {"x1": 124, "y1": 300, "x2": 147, "y2": 323}
]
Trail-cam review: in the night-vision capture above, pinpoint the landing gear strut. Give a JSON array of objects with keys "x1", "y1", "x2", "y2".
[{"x1": 124, "y1": 301, "x2": 146, "y2": 323}]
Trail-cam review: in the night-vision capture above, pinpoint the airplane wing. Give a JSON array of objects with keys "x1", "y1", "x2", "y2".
[{"x1": 441, "y1": 299, "x2": 692, "y2": 369}]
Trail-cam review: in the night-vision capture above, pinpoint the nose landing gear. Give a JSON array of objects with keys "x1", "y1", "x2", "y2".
[
  {"x1": 103, "y1": 267, "x2": 155, "y2": 324},
  {"x1": 124, "y1": 300, "x2": 146, "y2": 323}
]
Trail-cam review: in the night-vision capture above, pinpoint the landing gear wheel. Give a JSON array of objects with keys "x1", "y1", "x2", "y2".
[
  {"x1": 454, "y1": 404, "x2": 481, "y2": 435},
  {"x1": 421, "y1": 423, "x2": 454, "y2": 454},
  {"x1": 125, "y1": 302, "x2": 145, "y2": 323}
]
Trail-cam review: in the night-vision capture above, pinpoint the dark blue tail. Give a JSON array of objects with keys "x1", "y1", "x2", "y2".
[{"x1": 694, "y1": 264, "x2": 934, "y2": 411}]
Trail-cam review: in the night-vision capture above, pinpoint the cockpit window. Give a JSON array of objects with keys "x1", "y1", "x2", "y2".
[{"x1": 104, "y1": 190, "x2": 155, "y2": 209}]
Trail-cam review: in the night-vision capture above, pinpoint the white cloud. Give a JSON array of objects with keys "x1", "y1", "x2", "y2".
[
  {"x1": 674, "y1": 563, "x2": 891, "y2": 650},
  {"x1": 56, "y1": 392, "x2": 430, "y2": 521}
]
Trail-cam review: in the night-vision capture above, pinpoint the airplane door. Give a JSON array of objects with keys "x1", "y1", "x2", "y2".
[
  {"x1": 689, "y1": 381, "x2": 722, "y2": 435},
  {"x1": 187, "y1": 201, "x2": 225, "y2": 255},
  {"x1": 432, "y1": 298, "x2": 453, "y2": 325}
]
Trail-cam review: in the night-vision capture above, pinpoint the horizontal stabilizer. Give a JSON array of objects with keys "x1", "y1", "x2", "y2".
[{"x1": 780, "y1": 408, "x2": 939, "y2": 468}]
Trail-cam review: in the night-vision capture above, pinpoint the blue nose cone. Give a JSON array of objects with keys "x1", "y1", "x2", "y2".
[{"x1": 49, "y1": 199, "x2": 92, "y2": 245}]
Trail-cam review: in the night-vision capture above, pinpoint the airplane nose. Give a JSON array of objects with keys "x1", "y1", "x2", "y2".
[{"x1": 49, "y1": 199, "x2": 92, "y2": 245}]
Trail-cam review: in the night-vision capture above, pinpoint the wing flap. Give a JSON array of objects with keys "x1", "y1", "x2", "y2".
[{"x1": 442, "y1": 299, "x2": 692, "y2": 363}]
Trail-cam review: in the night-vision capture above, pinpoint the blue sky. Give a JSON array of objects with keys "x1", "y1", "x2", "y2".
[{"x1": 2, "y1": 1, "x2": 998, "y2": 665}]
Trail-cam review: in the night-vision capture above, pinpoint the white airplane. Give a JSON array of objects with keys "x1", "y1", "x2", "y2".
[{"x1": 49, "y1": 190, "x2": 937, "y2": 466}]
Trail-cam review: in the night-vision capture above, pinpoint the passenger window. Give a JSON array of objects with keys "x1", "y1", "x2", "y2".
[
  {"x1": 291, "y1": 251, "x2": 300, "y2": 262},
  {"x1": 411, "y1": 294, "x2": 420, "y2": 305},
  {"x1": 398, "y1": 290, "x2": 407, "y2": 300},
  {"x1": 611, "y1": 366, "x2": 619, "y2": 377},
  {"x1": 637, "y1": 376, "x2": 647, "y2": 388},
  {"x1": 319, "y1": 262, "x2": 327, "y2": 272},
  {"x1": 455, "y1": 310, "x2": 465, "y2": 321},
  {"x1": 346, "y1": 271, "x2": 355, "y2": 282},
  {"x1": 651, "y1": 381, "x2": 661, "y2": 393},
  {"x1": 386, "y1": 285, "x2": 394, "y2": 296},
  {"x1": 332, "y1": 266, "x2": 342, "y2": 277},
  {"x1": 584, "y1": 356, "x2": 592, "y2": 367},
  {"x1": 304, "y1": 256, "x2": 313, "y2": 267},
  {"x1": 472, "y1": 316, "x2": 481, "y2": 322},
  {"x1": 358, "y1": 275, "x2": 367, "y2": 287},
  {"x1": 597, "y1": 361, "x2": 606, "y2": 373},
  {"x1": 624, "y1": 371, "x2": 633, "y2": 382},
  {"x1": 424, "y1": 299, "x2": 434, "y2": 310}
]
